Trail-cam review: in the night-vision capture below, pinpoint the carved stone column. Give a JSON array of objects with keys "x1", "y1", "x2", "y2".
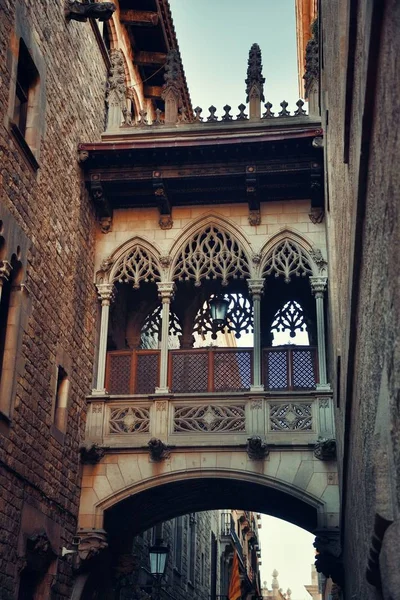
[
  {"x1": 245, "y1": 44, "x2": 265, "y2": 120},
  {"x1": 248, "y1": 279, "x2": 265, "y2": 391},
  {"x1": 310, "y1": 276, "x2": 330, "y2": 391},
  {"x1": 93, "y1": 283, "x2": 115, "y2": 395},
  {"x1": 0, "y1": 260, "x2": 12, "y2": 303},
  {"x1": 155, "y1": 282, "x2": 175, "y2": 394}
]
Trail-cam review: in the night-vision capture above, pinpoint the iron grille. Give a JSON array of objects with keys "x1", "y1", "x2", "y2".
[
  {"x1": 214, "y1": 351, "x2": 251, "y2": 392},
  {"x1": 265, "y1": 350, "x2": 288, "y2": 389},
  {"x1": 108, "y1": 353, "x2": 131, "y2": 394},
  {"x1": 171, "y1": 352, "x2": 209, "y2": 393},
  {"x1": 136, "y1": 353, "x2": 159, "y2": 394},
  {"x1": 293, "y1": 349, "x2": 316, "y2": 389}
]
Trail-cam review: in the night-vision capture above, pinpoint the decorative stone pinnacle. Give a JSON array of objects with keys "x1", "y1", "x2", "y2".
[
  {"x1": 245, "y1": 43, "x2": 265, "y2": 102},
  {"x1": 161, "y1": 49, "x2": 183, "y2": 101}
]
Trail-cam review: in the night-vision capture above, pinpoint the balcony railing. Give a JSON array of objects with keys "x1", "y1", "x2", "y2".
[{"x1": 105, "y1": 346, "x2": 318, "y2": 395}]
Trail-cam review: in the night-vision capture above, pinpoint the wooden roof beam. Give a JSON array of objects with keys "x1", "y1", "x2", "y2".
[
  {"x1": 120, "y1": 10, "x2": 159, "y2": 26},
  {"x1": 144, "y1": 85, "x2": 162, "y2": 99},
  {"x1": 134, "y1": 51, "x2": 167, "y2": 66}
]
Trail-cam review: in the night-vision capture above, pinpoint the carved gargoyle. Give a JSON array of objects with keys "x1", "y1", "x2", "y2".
[
  {"x1": 73, "y1": 529, "x2": 108, "y2": 572},
  {"x1": 314, "y1": 438, "x2": 337, "y2": 461},
  {"x1": 148, "y1": 438, "x2": 170, "y2": 462},
  {"x1": 80, "y1": 443, "x2": 106, "y2": 464},
  {"x1": 314, "y1": 534, "x2": 344, "y2": 587},
  {"x1": 65, "y1": 0, "x2": 116, "y2": 22},
  {"x1": 246, "y1": 435, "x2": 269, "y2": 460}
]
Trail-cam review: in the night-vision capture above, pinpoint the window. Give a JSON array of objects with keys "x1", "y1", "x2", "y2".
[
  {"x1": 12, "y1": 40, "x2": 40, "y2": 153},
  {"x1": 53, "y1": 366, "x2": 70, "y2": 433},
  {"x1": 0, "y1": 259, "x2": 24, "y2": 420}
]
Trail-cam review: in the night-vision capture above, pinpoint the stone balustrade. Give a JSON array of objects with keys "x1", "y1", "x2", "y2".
[{"x1": 85, "y1": 393, "x2": 334, "y2": 448}]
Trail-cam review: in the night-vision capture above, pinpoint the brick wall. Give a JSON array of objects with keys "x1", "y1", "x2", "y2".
[{"x1": 0, "y1": 1, "x2": 107, "y2": 597}]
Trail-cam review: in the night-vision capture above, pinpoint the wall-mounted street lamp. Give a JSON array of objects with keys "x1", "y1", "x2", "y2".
[
  {"x1": 149, "y1": 540, "x2": 169, "y2": 600},
  {"x1": 209, "y1": 296, "x2": 230, "y2": 327}
]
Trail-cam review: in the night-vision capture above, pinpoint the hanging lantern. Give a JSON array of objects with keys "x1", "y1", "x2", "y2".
[
  {"x1": 209, "y1": 296, "x2": 229, "y2": 326},
  {"x1": 149, "y1": 541, "x2": 169, "y2": 578}
]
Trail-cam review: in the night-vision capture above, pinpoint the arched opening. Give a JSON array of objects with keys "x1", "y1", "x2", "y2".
[{"x1": 77, "y1": 476, "x2": 322, "y2": 600}]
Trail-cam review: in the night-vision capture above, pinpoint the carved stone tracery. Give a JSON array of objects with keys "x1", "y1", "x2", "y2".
[
  {"x1": 262, "y1": 240, "x2": 314, "y2": 283},
  {"x1": 173, "y1": 226, "x2": 250, "y2": 287},
  {"x1": 271, "y1": 300, "x2": 307, "y2": 339},
  {"x1": 173, "y1": 404, "x2": 245, "y2": 433},
  {"x1": 140, "y1": 304, "x2": 182, "y2": 347},
  {"x1": 193, "y1": 293, "x2": 253, "y2": 340},
  {"x1": 112, "y1": 246, "x2": 161, "y2": 288},
  {"x1": 269, "y1": 402, "x2": 313, "y2": 431}
]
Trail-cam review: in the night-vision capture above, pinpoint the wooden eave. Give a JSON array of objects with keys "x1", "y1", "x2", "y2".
[
  {"x1": 80, "y1": 120, "x2": 324, "y2": 211},
  {"x1": 119, "y1": 0, "x2": 192, "y2": 115}
]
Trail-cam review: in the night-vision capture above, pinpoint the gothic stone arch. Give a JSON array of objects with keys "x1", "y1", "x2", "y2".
[
  {"x1": 78, "y1": 449, "x2": 339, "y2": 534},
  {"x1": 169, "y1": 217, "x2": 254, "y2": 286}
]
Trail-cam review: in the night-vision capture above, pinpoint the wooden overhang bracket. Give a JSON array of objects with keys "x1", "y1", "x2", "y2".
[
  {"x1": 120, "y1": 9, "x2": 159, "y2": 26},
  {"x1": 65, "y1": 0, "x2": 116, "y2": 22},
  {"x1": 153, "y1": 171, "x2": 173, "y2": 229},
  {"x1": 246, "y1": 165, "x2": 260, "y2": 225},
  {"x1": 90, "y1": 174, "x2": 113, "y2": 234}
]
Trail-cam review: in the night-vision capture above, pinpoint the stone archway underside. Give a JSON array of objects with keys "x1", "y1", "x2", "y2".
[{"x1": 79, "y1": 449, "x2": 339, "y2": 540}]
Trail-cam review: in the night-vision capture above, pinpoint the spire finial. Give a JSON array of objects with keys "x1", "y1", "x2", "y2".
[
  {"x1": 246, "y1": 43, "x2": 265, "y2": 102},
  {"x1": 161, "y1": 49, "x2": 183, "y2": 124},
  {"x1": 245, "y1": 43, "x2": 265, "y2": 119}
]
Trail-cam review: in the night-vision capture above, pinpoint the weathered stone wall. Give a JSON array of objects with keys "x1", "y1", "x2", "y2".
[
  {"x1": 0, "y1": 1, "x2": 107, "y2": 597},
  {"x1": 320, "y1": 0, "x2": 400, "y2": 597},
  {"x1": 128, "y1": 512, "x2": 218, "y2": 600}
]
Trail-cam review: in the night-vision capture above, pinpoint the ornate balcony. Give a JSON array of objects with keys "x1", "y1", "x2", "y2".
[{"x1": 105, "y1": 346, "x2": 318, "y2": 395}]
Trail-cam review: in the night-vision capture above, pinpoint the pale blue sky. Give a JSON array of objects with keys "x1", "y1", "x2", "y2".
[
  {"x1": 168, "y1": 3, "x2": 314, "y2": 597},
  {"x1": 169, "y1": 0, "x2": 301, "y2": 115}
]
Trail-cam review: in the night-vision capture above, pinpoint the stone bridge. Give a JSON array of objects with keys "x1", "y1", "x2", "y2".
[{"x1": 79, "y1": 391, "x2": 339, "y2": 540}]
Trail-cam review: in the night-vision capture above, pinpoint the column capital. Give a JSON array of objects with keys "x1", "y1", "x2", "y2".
[
  {"x1": 310, "y1": 276, "x2": 328, "y2": 296},
  {"x1": 0, "y1": 260, "x2": 12, "y2": 284},
  {"x1": 247, "y1": 278, "x2": 265, "y2": 297},
  {"x1": 96, "y1": 283, "x2": 115, "y2": 305},
  {"x1": 156, "y1": 281, "x2": 175, "y2": 301}
]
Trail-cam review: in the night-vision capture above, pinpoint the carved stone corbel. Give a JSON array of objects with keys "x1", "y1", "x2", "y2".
[
  {"x1": 148, "y1": 438, "x2": 170, "y2": 462},
  {"x1": 314, "y1": 438, "x2": 336, "y2": 461},
  {"x1": 65, "y1": 0, "x2": 116, "y2": 22},
  {"x1": 246, "y1": 435, "x2": 269, "y2": 460},
  {"x1": 74, "y1": 529, "x2": 108, "y2": 572},
  {"x1": 308, "y1": 207, "x2": 324, "y2": 224},
  {"x1": 80, "y1": 443, "x2": 106, "y2": 464},
  {"x1": 90, "y1": 174, "x2": 113, "y2": 234},
  {"x1": 314, "y1": 531, "x2": 344, "y2": 587}
]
